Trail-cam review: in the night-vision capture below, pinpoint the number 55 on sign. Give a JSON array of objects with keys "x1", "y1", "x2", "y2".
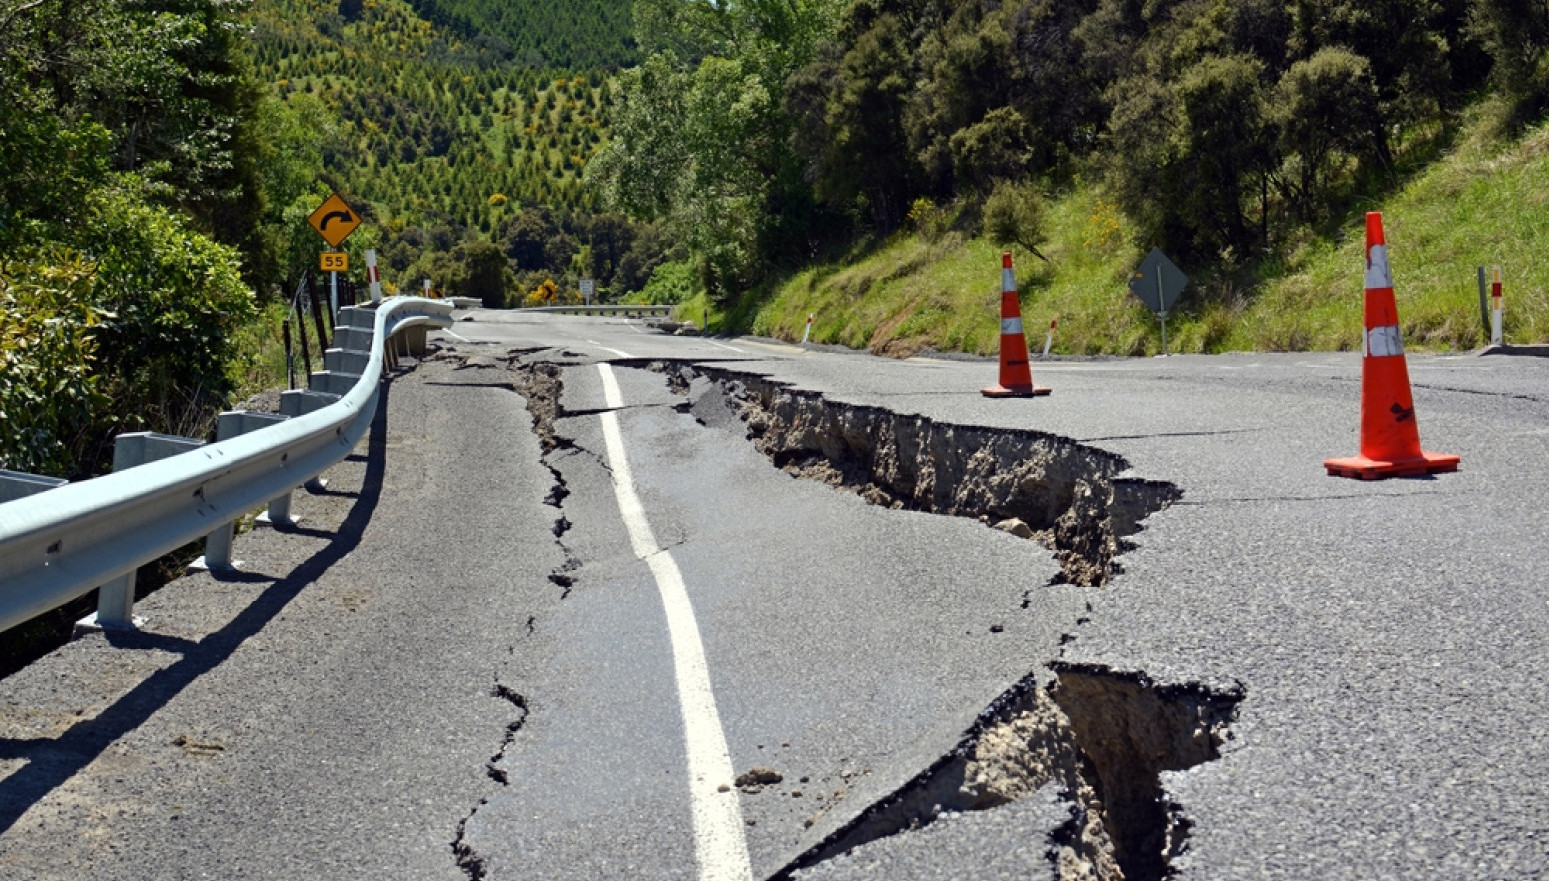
[{"x1": 321, "y1": 252, "x2": 349, "y2": 272}]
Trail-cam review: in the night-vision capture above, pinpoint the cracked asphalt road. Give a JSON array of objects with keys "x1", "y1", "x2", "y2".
[{"x1": 2, "y1": 310, "x2": 1547, "y2": 880}]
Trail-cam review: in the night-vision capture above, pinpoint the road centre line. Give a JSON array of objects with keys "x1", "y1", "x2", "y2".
[
  {"x1": 705, "y1": 340, "x2": 746, "y2": 353},
  {"x1": 441, "y1": 329, "x2": 470, "y2": 343},
  {"x1": 596, "y1": 364, "x2": 753, "y2": 881},
  {"x1": 588, "y1": 340, "x2": 635, "y2": 358}
]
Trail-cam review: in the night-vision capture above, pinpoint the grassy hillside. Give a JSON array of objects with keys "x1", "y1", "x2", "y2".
[{"x1": 733, "y1": 106, "x2": 1549, "y2": 357}]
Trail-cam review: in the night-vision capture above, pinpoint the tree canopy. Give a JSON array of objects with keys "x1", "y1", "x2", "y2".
[{"x1": 598, "y1": 0, "x2": 1549, "y2": 290}]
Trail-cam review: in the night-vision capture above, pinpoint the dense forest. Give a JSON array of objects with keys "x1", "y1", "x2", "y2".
[
  {"x1": 593, "y1": 0, "x2": 1549, "y2": 306},
  {"x1": 0, "y1": 0, "x2": 265, "y2": 478},
  {"x1": 405, "y1": 0, "x2": 639, "y2": 70}
]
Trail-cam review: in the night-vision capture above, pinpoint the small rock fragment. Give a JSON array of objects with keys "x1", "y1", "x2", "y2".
[
  {"x1": 994, "y1": 518, "x2": 1034, "y2": 539},
  {"x1": 735, "y1": 767, "x2": 784, "y2": 792}
]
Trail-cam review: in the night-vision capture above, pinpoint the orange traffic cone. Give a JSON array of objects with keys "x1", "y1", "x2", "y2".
[
  {"x1": 1324, "y1": 213, "x2": 1459, "y2": 479},
  {"x1": 982, "y1": 252, "x2": 1051, "y2": 398}
]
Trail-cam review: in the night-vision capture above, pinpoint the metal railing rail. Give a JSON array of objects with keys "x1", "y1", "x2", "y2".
[{"x1": 0, "y1": 296, "x2": 452, "y2": 634}]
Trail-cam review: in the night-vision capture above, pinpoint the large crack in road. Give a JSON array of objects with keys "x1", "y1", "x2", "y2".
[
  {"x1": 654, "y1": 362, "x2": 1181, "y2": 589},
  {"x1": 443, "y1": 349, "x2": 1244, "y2": 881}
]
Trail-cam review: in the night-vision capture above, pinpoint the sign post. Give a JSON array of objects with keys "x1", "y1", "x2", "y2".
[
  {"x1": 1128, "y1": 248, "x2": 1189, "y2": 356},
  {"x1": 580, "y1": 278, "x2": 595, "y2": 306},
  {"x1": 306, "y1": 192, "x2": 362, "y2": 320}
]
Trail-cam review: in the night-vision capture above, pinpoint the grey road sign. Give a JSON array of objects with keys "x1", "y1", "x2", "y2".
[{"x1": 1129, "y1": 248, "x2": 1189, "y2": 316}]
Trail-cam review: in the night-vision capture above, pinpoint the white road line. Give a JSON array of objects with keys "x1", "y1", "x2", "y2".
[
  {"x1": 596, "y1": 364, "x2": 752, "y2": 881},
  {"x1": 705, "y1": 340, "x2": 746, "y2": 353},
  {"x1": 442, "y1": 330, "x2": 470, "y2": 342},
  {"x1": 588, "y1": 340, "x2": 635, "y2": 358},
  {"x1": 737, "y1": 339, "x2": 802, "y2": 355}
]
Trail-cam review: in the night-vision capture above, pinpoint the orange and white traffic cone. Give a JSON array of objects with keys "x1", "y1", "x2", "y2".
[
  {"x1": 1324, "y1": 212, "x2": 1459, "y2": 479},
  {"x1": 982, "y1": 252, "x2": 1051, "y2": 398}
]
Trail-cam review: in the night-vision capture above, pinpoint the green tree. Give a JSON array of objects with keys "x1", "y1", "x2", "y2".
[
  {"x1": 950, "y1": 107, "x2": 1034, "y2": 195},
  {"x1": 1469, "y1": 0, "x2": 1549, "y2": 122},
  {"x1": 793, "y1": 3, "x2": 918, "y2": 232},
  {"x1": 1271, "y1": 47, "x2": 1381, "y2": 219},
  {"x1": 1107, "y1": 55, "x2": 1272, "y2": 260},
  {"x1": 589, "y1": 51, "x2": 772, "y2": 300},
  {"x1": 461, "y1": 239, "x2": 512, "y2": 308},
  {"x1": 593, "y1": 0, "x2": 844, "y2": 299}
]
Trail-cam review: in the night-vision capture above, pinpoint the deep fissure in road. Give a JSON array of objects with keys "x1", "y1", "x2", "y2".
[
  {"x1": 480, "y1": 353, "x2": 1237, "y2": 880},
  {"x1": 775, "y1": 665, "x2": 1242, "y2": 881},
  {"x1": 656, "y1": 362, "x2": 1180, "y2": 588},
  {"x1": 506, "y1": 359, "x2": 586, "y2": 599}
]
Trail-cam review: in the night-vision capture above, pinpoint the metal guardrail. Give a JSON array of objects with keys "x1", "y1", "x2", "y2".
[
  {"x1": 520, "y1": 304, "x2": 674, "y2": 317},
  {"x1": 0, "y1": 296, "x2": 453, "y2": 634}
]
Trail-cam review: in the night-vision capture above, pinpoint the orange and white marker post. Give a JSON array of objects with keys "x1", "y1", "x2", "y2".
[
  {"x1": 982, "y1": 252, "x2": 1051, "y2": 398},
  {"x1": 1043, "y1": 318, "x2": 1057, "y2": 357},
  {"x1": 801, "y1": 313, "x2": 813, "y2": 345},
  {"x1": 1489, "y1": 266, "x2": 1503, "y2": 346},
  {"x1": 1324, "y1": 212, "x2": 1459, "y2": 479},
  {"x1": 365, "y1": 249, "x2": 382, "y2": 304}
]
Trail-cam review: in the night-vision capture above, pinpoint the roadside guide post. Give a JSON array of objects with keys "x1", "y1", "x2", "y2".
[
  {"x1": 365, "y1": 249, "x2": 382, "y2": 304},
  {"x1": 1477, "y1": 267, "x2": 1490, "y2": 341},
  {"x1": 1489, "y1": 266, "x2": 1504, "y2": 346}
]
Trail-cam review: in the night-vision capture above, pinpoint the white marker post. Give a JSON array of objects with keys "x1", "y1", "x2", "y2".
[
  {"x1": 366, "y1": 249, "x2": 382, "y2": 304},
  {"x1": 801, "y1": 313, "x2": 813, "y2": 345},
  {"x1": 1490, "y1": 266, "x2": 1503, "y2": 346},
  {"x1": 1043, "y1": 318, "x2": 1057, "y2": 357}
]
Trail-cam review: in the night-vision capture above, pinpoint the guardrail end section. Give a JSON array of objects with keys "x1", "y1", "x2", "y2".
[{"x1": 0, "y1": 469, "x2": 69, "y2": 504}]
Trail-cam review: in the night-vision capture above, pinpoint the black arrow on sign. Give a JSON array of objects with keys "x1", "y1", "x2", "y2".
[{"x1": 319, "y1": 209, "x2": 355, "y2": 230}]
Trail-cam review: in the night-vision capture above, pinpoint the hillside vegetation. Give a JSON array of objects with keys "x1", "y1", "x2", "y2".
[
  {"x1": 249, "y1": 0, "x2": 662, "y2": 302},
  {"x1": 405, "y1": 0, "x2": 638, "y2": 69},
  {"x1": 594, "y1": 0, "x2": 1549, "y2": 354},
  {"x1": 744, "y1": 105, "x2": 1549, "y2": 356}
]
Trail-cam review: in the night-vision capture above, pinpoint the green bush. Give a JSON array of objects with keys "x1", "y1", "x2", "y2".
[
  {"x1": 77, "y1": 185, "x2": 256, "y2": 454},
  {"x1": 982, "y1": 180, "x2": 1050, "y2": 263},
  {"x1": 0, "y1": 252, "x2": 109, "y2": 475},
  {"x1": 637, "y1": 259, "x2": 696, "y2": 305}
]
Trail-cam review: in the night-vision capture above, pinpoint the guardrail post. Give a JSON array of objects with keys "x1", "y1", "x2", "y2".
[
  {"x1": 279, "y1": 390, "x2": 342, "y2": 491},
  {"x1": 402, "y1": 324, "x2": 428, "y2": 355},
  {"x1": 86, "y1": 432, "x2": 206, "y2": 630},
  {"x1": 195, "y1": 411, "x2": 295, "y2": 571}
]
